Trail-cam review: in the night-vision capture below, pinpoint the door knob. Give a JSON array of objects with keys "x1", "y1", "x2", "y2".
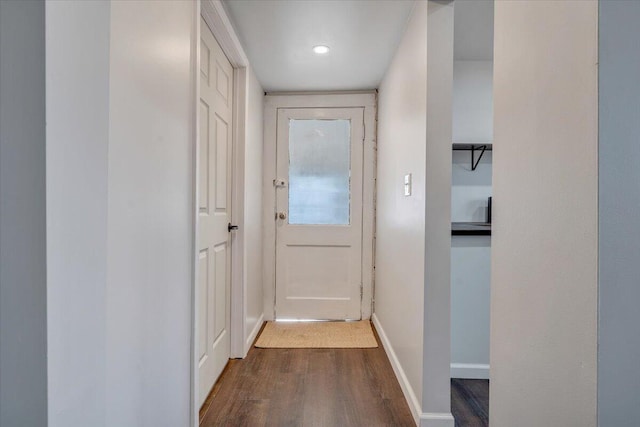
[
  {"x1": 278, "y1": 212, "x2": 287, "y2": 220},
  {"x1": 228, "y1": 223, "x2": 239, "y2": 232}
]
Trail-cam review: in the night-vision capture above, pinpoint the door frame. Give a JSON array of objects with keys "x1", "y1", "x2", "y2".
[
  {"x1": 191, "y1": 1, "x2": 250, "y2": 426},
  {"x1": 263, "y1": 93, "x2": 377, "y2": 320}
]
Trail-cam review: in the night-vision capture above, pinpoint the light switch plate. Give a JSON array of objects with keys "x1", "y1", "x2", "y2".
[{"x1": 404, "y1": 173, "x2": 412, "y2": 196}]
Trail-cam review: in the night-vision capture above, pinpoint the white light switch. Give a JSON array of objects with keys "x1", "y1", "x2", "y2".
[{"x1": 404, "y1": 173, "x2": 412, "y2": 196}]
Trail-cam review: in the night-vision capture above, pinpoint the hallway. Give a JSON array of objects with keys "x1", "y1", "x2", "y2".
[
  {"x1": 199, "y1": 325, "x2": 489, "y2": 427},
  {"x1": 199, "y1": 326, "x2": 414, "y2": 426},
  {"x1": 4, "y1": 1, "x2": 631, "y2": 426}
]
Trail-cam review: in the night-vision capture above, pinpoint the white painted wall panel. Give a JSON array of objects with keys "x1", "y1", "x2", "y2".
[
  {"x1": 492, "y1": 1, "x2": 598, "y2": 426},
  {"x1": 105, "y1": 2, "x2": 194, "y2": 425},
  {"x1": 376, "y1": 2, "x2": 428, "y2": 416},
  {"x1": 422, "y1": 2, "x2": 454, "y2": 421},
  {"x1": 452, "y1": 61, "x2": 493, "y2": 143},
  {"x1": 450, "y1": 237, "x2": 490, "y2": 376},
  {"x1": 45, "y1": 2, "x2": 110, "y2": 425},
  {"x1": 244, "y1": 66, "x2": 265, "y2": 350}
]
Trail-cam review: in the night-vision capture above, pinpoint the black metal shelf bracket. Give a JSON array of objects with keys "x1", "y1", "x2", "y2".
[
  {"x1": 453, "y1": 143, "x2": 492, "y2": 171},
  {"x1": 471, "y1": 145, "x2": 487, "y2": 171}
]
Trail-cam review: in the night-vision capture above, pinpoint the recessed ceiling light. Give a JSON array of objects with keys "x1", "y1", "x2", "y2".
[{"x1": 313, "y1": 45, "x2": 330, "y2": 55}]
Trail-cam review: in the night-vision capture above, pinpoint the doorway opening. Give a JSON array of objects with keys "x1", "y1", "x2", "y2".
[
  {"x1": 262, "y1": 93, "x2": 377, "y2": 322},
  {"x1": 449, "y1": 1, "x2": 494, "y2": 425}
]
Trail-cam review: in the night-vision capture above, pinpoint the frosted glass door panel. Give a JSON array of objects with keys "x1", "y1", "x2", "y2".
[{"x1": 288, "y1": 119, "x2": 351, "y2": 225}]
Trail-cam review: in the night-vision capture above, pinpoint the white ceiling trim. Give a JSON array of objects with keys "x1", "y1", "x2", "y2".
[{"x1": 201, "y1": 0, "x2": 249, "y2": 67}]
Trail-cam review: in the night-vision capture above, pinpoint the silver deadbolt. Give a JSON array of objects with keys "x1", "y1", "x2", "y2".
[{"x1": 278, "y1": 212, "x2": 287, "y2": 220}]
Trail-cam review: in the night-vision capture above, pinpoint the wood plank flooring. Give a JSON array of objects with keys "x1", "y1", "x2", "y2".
[
  {"x1": 200, "y1": 323, "x2": 490, "y2": 427},
  {"x1": 451, "y1": 379, "x2": 490, "y2": 427},
  {"x1": 200, "y1": 325, "x2": 414, "y2": 427}
]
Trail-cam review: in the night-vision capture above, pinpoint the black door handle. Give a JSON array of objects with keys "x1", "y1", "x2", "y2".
[{"x1": 228, "y1": 223, "x2": 239, "y2": 232}]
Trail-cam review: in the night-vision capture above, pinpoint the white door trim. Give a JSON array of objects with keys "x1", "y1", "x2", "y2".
[
  {"x1": 263, "y1": 93, "x2": 377, "y2": 321},
  {"x1": 191, "y1": 2, "x2": 250, "y2": 426},
  {"x1": 201, "y1": 0, "x2": 249, "y2": 68}
]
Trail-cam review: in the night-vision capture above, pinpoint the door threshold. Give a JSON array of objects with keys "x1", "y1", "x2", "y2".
[{"x1": 274, "y1": 318, "x2": 362, "y2": 322}]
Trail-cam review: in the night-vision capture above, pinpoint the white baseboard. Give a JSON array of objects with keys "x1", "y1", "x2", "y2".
[
  {"x1": 450, "y1": 363, "x2": 490, "y2": 380},
  {"x1": 420, "y1": 412, "x2": 455, "y2": 427},
  {"x1": 372, "y1": 314, "x2": 422, "y2": 426},
  {"x1": 244, "y1": 313, "x2": 264, "y2": 356}
]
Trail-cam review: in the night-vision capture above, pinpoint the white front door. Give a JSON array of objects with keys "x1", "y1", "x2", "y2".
[
  {"x1": 198, "y1": 17, "x2": 233, "y2": 407},
  {"x1": 275, "y1": 108, "x2": 364, "y2": 320}
]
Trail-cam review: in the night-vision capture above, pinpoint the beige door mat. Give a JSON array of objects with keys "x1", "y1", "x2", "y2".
[{"x1": 254, "y1": 320, "x2": 378, "y2": 349}]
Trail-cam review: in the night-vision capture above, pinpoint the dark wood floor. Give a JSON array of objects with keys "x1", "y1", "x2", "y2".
[
  {"x1": 200, "y1": 325, "x2": 489, "y2": 427},
  {"x1": 451, "y1": 379, "x2": 489, "y2": 427}
]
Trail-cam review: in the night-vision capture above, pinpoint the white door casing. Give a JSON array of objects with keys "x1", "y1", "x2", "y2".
[
  {"x1": 275, "y1": 107, "x2": 365, "y2": 320},
  {"x1": 197, "y1": 16, "x2": 233, "y2": 407},
  {"x1": 263, "y1": 93, "x2": 377, "y2": 322}
]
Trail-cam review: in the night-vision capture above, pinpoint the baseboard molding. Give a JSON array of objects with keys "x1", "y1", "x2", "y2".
[
  {"x1": 420, "y1": 412, "x2": 455, "y2": 427},
  {"x1": 244, "y1": 313, "x2": 264, "y2": 356},
  {"x1": 371, "y1": 314, "x2": 422, "y2": 426},
  {"x1": 450, "y1": 363, "x2": 490, "y2": 380}
]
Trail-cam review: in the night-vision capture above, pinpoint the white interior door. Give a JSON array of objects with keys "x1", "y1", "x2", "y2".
[
  {"x1": 198, "y1": 17, "x2": 233, "y2": 407},
  {"x1": 275, "y1": 108, "x2": 364, "y2": 320}
]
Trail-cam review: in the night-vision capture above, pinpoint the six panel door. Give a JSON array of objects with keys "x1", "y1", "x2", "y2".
[{"x1": 198, "y1": 16, "x2": 233, "y2": 407}]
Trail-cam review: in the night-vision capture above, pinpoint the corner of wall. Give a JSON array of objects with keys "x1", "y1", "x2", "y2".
[
  {"x1": 375, "y1": 1, "x2": 454, "y2": 423},
  {"x1": 242, "y1": 65, "x2": 265, "y2": 354},
  {"x1": 244, "y1": 313, "x2": 264, "y2": 355},
  {"x1": 372, "y1": 314, "x2": 422, "y2": 425}
]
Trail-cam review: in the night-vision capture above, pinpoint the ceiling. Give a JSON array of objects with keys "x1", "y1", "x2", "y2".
[
  {"x1": 454, "y1": 0, "x2": 494, "y2": 61},
  {"x1": 223, "y1": 0, "x2": 415, "y2": 92},
  {"x1": 223, "y1": 0, "x2": 494, "y2": 92}
]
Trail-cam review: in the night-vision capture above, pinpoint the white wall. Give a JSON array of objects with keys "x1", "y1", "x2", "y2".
[
  {"x1": 492, "y1": 1, "x2": 598, "y2": 426},
  {"x1": 450, "y1": 236, "x2": 490, "y2": 379},
  {"x1": 452, "y1": 61, "x2": 493, "y2": 143},
  {"x1": 0, "y1": 1, "x2": 48, "y2": 425},
  {"x1": 598, "y1": 1, "x2": 640, "y2": 424},
  {"x1": 45, "y1": 1, "x2": 110, "y2": 425},
  {"x1": 243, "y1": 66, "x2": 265, "y2": 352},
  {"x1": 46, "y1": 1, "x2": 196, "y2": 425},
  {"x1": 375, "y1": 2, "x2": 428, "y2": 419},
  {"x1": 422, "y1": 3, "x2": 454, "y2": 425},
  {"x1": 105, "y1": 1, "x2": 194, "y2": 425},
  {"x1": 374, "y1": 1, "x2": 454, "y2": 425}
]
